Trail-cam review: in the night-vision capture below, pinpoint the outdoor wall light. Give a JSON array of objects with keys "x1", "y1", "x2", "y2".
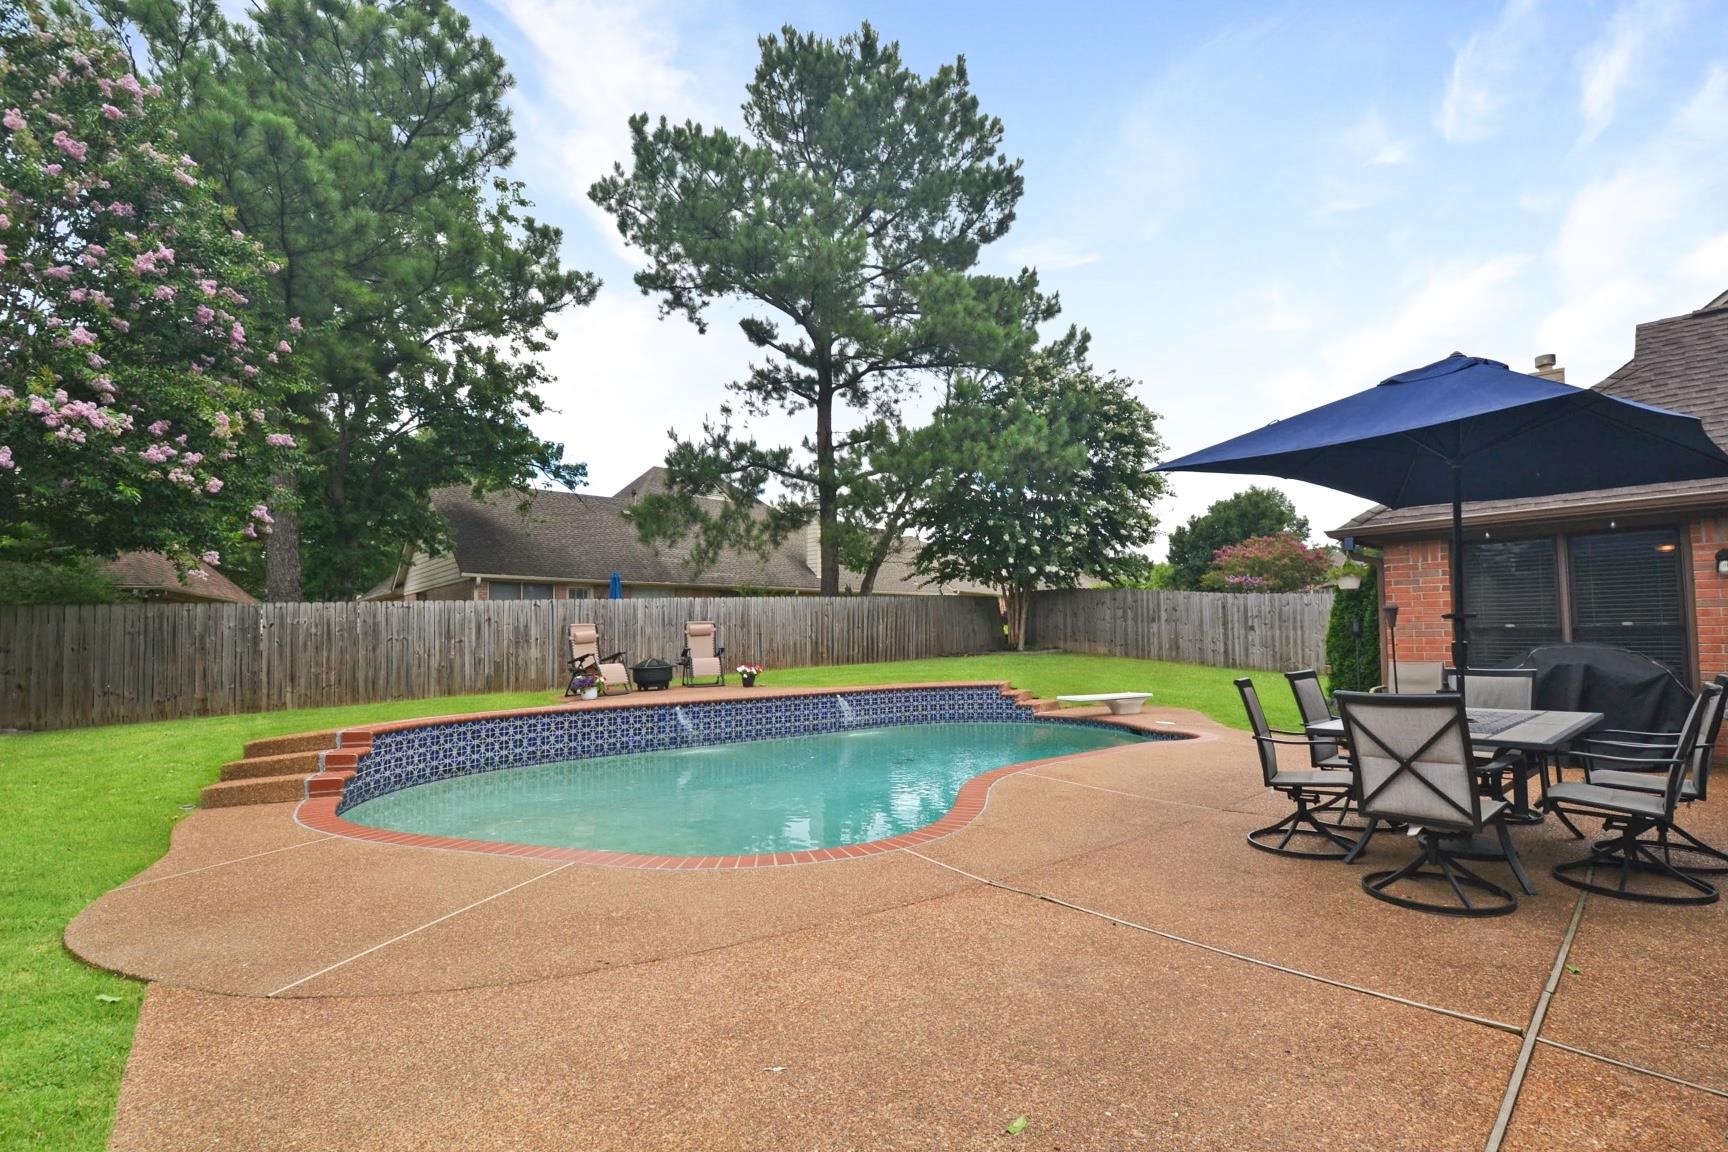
[
  {"x1": 1655, "y1": 542, "x2": 1678, "y2": 554},
  {"x1": 1717, "y1": 549, "x2": 1728, "y2": 577}
]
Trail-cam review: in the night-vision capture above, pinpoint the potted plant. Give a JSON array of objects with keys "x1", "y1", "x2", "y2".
[
  {"x1": 571, "y1": 673, "x2": 603, "y2": 701},
  {"x1": 737, "y1": 663, "x2": 763, "y2": 688},
  {"x1": 1326, "y1": 559, "x2": 1370, "y2": 591}
]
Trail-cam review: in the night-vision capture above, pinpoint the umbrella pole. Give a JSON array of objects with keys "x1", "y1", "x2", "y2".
[{"x1": 1448, "y1": 464, "x2": 1469, "y2": 679}]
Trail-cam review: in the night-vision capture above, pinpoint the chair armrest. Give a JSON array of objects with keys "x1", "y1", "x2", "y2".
[
  {"x1": 1595, "y1": 727, "x2": 1681, "y2": 739},
  {"x1": 677, "y1": 647, "x2": 691, "y2": 665},
  {"x1": 1369, "y1": 685, "x2": 1388, "y2": 693},
  {"x1": 1582, "y1": 736, "x2": 1675, "y2": 758},
  {"x1": 602, "y1": 650, "x2": 627, "y2": 664},
  {"x1": 1569, "y1": 747, "x2": 1686, "y2": 772},
  {"x1": 1254, "y1": 733, "x2": 1340, "y2": 749},
  {"x1": 568, "y1": 653, "x2": 597, "y2": 673},
  {"x1": 716, "y1": 646, "x2": 727, "y2": 662}
]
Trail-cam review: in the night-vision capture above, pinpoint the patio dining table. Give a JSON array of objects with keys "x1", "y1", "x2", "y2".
[{"x1": 1305, "y1": 706, "x2": 1604, "y2": 822}]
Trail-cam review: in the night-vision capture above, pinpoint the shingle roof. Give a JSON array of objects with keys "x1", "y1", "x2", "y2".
[
  {"x1": 433, "y1": 486, "x2": 822, "y2": 591},
  {"x1": 1332, "y1": 298, "x2": 1728, "y2": 541},
  {"x1": 106, "y1": 551, "x2": 258, "y2": 604}
]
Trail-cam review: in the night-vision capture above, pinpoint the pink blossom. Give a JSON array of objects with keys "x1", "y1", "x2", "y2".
[
  {"x1": 139, "y1": 443, "x2": 175, "y2": 464},
  {"x1": 68, "y1": 325, "x2": 95, "y2": 346},
  {"x1": 197, "y1": 279, "x2": 217, "y2": 297},
  {"x1": 110, "y1": 318, "x2": 129, "y2": 333},
  {"x1": 153, "y1": 285, "x2": 176, "y2": 302},
  {"x1": 101, "y1": 103, "x2": 124, "y2": 120},
  {"x1": 167, "y1": 468, "x2": 194, "y2": 485},
  {"x1": 288, "y1": 316, "x2": 303, "y2": 332},
  {"x1": 276, "y1": 340, "x2": 292, "y2": 354},
  {"x1": 265, "y1": 433, "x2": 296, "y2": 448},
  {"x1": 117, "y1": 74, "x2": 143, "y2": 98},
  {"x1": 242, "y1": 365, "x2": 257, "y2": 377},
  {"x1": 52, "y1": 131, "x2": 88, "y2": 161},
  {"x1": 92, "y1": 376, "x2": 115, "y2": 394},
  {"x1": 250, "y1": 504, "x2": 275, "y2": 524},
  {"x1": 0, "y1": 446, "x2": 12, "y2": 470},
  {"x1": 87, "y1": 354, "x2": 105, "y2": 368},
  {"x1": 148, "y1": 419, "x2": 171, "y2": 437},
  {"x1": 204, "y1": 477, "x2": 223, "y2": 494},
  {"x1": 44, "y1": 163, "x2": 62, "y2": 176},
  {"x1": 1, "y1": 108, "x2": 23, "y2": 131},
  {"x1": 44, "y1": 264, "x2": 73, "y2": 280},
  {"x1": 0, "y1": 214, "x2": 9, "y2": 230},
  {"x1": 229, "y1": 321, "x2": 245, "y2": 345},
  {"x1": 194, "y1": 304, "x2": 215, "y2": 324},
  {"x1": 108, "y1": 202, "x2": 134, "y2": 217},
  {"x1": 86, "y1": 244, "x2": 105, "y2": 258},
  {"x1": 200, "y1": 550, "x2": 221, "y2": 567},
  {"x1": 243, "y1": 522, "x2": 257, "y2": 538}
]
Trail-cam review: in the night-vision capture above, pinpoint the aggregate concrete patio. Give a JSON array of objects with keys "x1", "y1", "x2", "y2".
[{"x1": 68, "y1": 701, "x2": 1728, "y2": 1150}]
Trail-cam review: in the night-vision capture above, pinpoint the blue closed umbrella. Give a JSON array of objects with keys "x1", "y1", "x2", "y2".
[{"x1": 1158, "y1": 353, "x2": 1728, "y2": 671}]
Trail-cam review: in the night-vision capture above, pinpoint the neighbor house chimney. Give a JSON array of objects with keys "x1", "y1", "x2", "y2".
[{"x1": 1533, "y1": 353, "x2": 1565, "y2": 383}]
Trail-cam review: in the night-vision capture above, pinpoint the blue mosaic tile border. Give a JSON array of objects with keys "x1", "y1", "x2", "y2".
[{"x1": 341, "y1": 687, "x2": 1054, "y2": 812}]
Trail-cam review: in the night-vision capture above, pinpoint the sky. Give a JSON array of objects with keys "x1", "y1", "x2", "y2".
[{"x1": 450, "y1": 0, "x2": 1728, "y2": 556}]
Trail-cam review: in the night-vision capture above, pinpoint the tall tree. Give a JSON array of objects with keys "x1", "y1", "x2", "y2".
[
  {"x1": 590, "y1": 22, "x2": 1053, "y2": 595},
  {"x1": 120, "y1": 0, "x2": 598, "y2": 599},
  {"x1": 915, "y1": 340, "x2": 1167, "y2": 649},
  {"x1": 1, "y1": 1, "x2": 298, "y2": 574},
  {"x1": 1165, "y1": 485, "x2": 1309, "y2": 591}
]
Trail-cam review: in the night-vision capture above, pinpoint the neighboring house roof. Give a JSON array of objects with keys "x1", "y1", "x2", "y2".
[
  {"x1": 1332, "y1": 296, "x2": 1728, "y2": 542},
  {"x1": 106, "y1": 551, "x2": 258, "y2": 604},
  {"x1": 402, "y1": 479, "x2": 994, "y2": 596}
]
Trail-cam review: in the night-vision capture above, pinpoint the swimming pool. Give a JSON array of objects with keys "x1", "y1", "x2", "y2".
[{"x1": 340, "y1": 721, "x2": 1147, "y2": 856}]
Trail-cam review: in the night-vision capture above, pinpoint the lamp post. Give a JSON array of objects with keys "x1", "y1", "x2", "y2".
[{"x1": 1383, "y1": 602, "x2": 1400, "y2": 692}]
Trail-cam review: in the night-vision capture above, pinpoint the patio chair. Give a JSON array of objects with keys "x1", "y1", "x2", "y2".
[
  {"x1": 1569, "y1": 676, "x2": 1728, "y2": 878},
  {"x1": 1235, "y1": 678, "x2": 1367, "y2": 860},
  {"x1": 1284, "y1": 669, "x2": 1351, "y2": 770},
  {"x1": 1336, "y1": 691, "x2": 1534, "y2": 917},
  {"x1": 566, "y1": 623, "x2": 630, "y2": 696},
  {"x1": 678, "y1": 621, "x2": 726, "y2": 687},
  {"x1": 1443, "y1": 666, "x2": 1550, "y2": 802},
  {"x1": 1542, "y1": 682, "x2": 1721, "y2": 905},
  {"x1": 1371, "y1": 661, "x2": 1446, "y2": 694}
]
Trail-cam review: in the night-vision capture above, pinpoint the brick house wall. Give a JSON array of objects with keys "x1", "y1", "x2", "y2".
[{"x1": 1381, "y1": 514, "x2": 1728, "y2": 688}]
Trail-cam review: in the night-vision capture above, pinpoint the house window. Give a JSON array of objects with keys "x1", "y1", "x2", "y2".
[
  {"x1": 1465, "y1": 538, "x2": 1562, "y2": 667},
  {"x1": 1462, "y1": 527, "x2": 1688, "y2": 677},
  {"x1": 488, "y1": 581, "x2": 554, "y2": 601},
  {"x1": 1568, "y1": 528, "x2": 1686, "y2": 674},
  {"x1": 566, "y1": 586, "x2": 590, "y2": 600}
]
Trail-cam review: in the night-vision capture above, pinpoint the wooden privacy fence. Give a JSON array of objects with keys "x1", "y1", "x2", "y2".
[
  {"x1": 1027, "y1": 588, "x2": 1334, "y2": 672},
  {"x1": 0, "y1": 595, "x2": 1006, "y2": 730}
]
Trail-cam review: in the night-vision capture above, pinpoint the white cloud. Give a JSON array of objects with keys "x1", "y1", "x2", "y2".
[
  {"x1": 1538, "y1": 65, "x2": 1728, "y2": 376},
  {"x1": 1003, "y1": 238, "x2": 1101, "y2": 271},
  {"x1": 1344, "y1": 111, "x2": 1412, "y2": 166},
  {"x1": 1577, "y1": 0, "x2": 1682, "y2": 143},
  {"x1": 1437, "y1": 0, "x2": 1542, "y2": 142}
]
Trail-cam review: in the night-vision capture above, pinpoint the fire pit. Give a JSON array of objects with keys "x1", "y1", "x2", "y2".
[{"x1": 631, "y1": 657, "x2": 675, "y2": 691}]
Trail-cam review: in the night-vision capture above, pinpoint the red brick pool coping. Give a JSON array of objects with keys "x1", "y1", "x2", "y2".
[{"x1": 292, "y1": 682, "x2": 1203, "y2": 869}]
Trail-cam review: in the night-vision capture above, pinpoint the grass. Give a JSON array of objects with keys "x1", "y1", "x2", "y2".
[
  {"x1": 768, "y1": 650, "x2": 1302, "y2": 730},
  {"x1": 0, "y1": 652, "x2": 1286, "y2": 1150},
  {"x1": 0, "y1": 690, "x2": 555, "y2": 1151}
]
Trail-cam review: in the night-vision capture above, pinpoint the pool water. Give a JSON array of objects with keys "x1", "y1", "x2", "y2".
[{"x1": 341, "y1": 722, "x2": 1144, "y2": 856}]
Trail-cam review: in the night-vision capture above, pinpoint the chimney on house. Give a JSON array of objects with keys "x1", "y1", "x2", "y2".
[
  {"x1": 805, "y1": 522, "x2": 820, "y2": 574},
  {"x1": 1532, "y1": 353, "x2": 1565, "y2": 383}
]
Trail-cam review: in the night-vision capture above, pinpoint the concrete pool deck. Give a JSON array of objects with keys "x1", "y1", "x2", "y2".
[{"x1": 69, "y1": 700, "x2": 1728, "y2": 1149}]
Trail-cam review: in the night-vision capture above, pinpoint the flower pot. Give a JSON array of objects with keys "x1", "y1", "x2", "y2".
[
  {"x1": 740, "y1": 673, "x2": 758, "y2": 688},
  {"x1": 581, "y1": 687, "x2": 598, "y2": 700}
]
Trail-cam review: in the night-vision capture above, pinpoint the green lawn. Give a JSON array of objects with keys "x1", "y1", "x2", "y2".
[{"x1": 0, "y1": 653, "x2": 1286, "y2": 1150}]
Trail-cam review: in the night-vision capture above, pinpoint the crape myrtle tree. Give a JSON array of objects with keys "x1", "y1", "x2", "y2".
[
  {"x1": 119, "y1": 0, "x2": 597, "y2": 600},
  {"x1": 0, "y1": 2, "x2": 299, "y2": 575},
  {"x1": 1165, "y1": 485, "x2": 1309, "y2": 591},
  {"x1": 590, "y1": 22, "x2": 1055, "y2": 595},
  {"x1": 1198, "y1": 531, "x2": 1332, "y2": 592},
  {"x1": 914, "y1": 334, "x2": 1168, "y2": 649}
]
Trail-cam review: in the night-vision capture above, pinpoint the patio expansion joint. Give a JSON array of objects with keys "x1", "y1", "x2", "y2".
[
  {"x1": 264, "y1": 860, "x2": 580, "y2": 997},
  {"x1": 1482, "y1": 886, "x2": 1590, "y2": 1152},
  {"x1": 1016, "y1": 769, "x2": 1262, "y2": 815},
  {"x1": 1530, "y1": 1038, "x2": 1728, "y2": 1101},
  {"x1": 902, "y1": 848, "x2": 1525, "y2": 1039},
  {"x1": 114, "y1": 834, "x2": 338, "y2": 890}
]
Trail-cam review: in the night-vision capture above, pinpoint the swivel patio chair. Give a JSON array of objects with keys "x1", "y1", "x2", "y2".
[
  {"x1": 1371, "y1": 661, "x2": 1446, "y2": 694},
  {"x1": 1335, "y1": 691, "x2": 1534, "y2": 917},
  {"x1": 1568, "y1": 676, "x2": 1728, "y2": 878},
  {"x1": 1542, "y1": 682, "x2": 1721, "y2": 905},
  {"x1": 678, "y1": 621, "x2": 726, "y2": 687},
  {"x1": 1443, "y1": 666, "x2": 1548, "y2": 810},
  {"x1": 567, "y1": 622, "x2": 630, "y2": 696},
  {"x1": 1284, "y1": 669, "x2": 1350, "y2": 770},
  {"x1": 1236, "y1": 678, "x2": 1368, "y2": 860}
]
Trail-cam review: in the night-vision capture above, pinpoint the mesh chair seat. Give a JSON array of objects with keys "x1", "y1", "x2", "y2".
[
  {"x1": 1588, "y1": 769, "x2": 1699, "y2": 800},
  {"x1": 1268, "y1": 768, "x2": 1354, "y2": 790},
  {"x1": 1545, "y1": 781, "x2": 1669, "y2": 820}
]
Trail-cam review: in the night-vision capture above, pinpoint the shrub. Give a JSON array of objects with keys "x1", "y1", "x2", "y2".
[{"x1": 1325, "y1": 564, "x2": 1381, "y2": 693}]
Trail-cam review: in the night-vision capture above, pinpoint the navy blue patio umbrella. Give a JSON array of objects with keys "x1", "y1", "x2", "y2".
[{"x1": 1157, "y1": 353, "x2": 1728, "y2": 673}]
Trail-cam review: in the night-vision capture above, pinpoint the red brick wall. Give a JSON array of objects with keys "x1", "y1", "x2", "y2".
[
  {"x1": 1382, "y1": 516, "x2": 1728, "y2": 687},
  {"x1": 1691, "y1": 515, "x2": 1728, "y2": 682},
  {"x1": 1378, "y1": 539, "x2": 1454, "y2": 675}
]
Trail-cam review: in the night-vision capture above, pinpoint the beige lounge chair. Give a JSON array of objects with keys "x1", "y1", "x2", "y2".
[
  {"x1": 679, "y1": 621, "x2": 726, "y2": 687},
  {"x1": 567, "y1": 623, "x2": 629, "y2": 696}
]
